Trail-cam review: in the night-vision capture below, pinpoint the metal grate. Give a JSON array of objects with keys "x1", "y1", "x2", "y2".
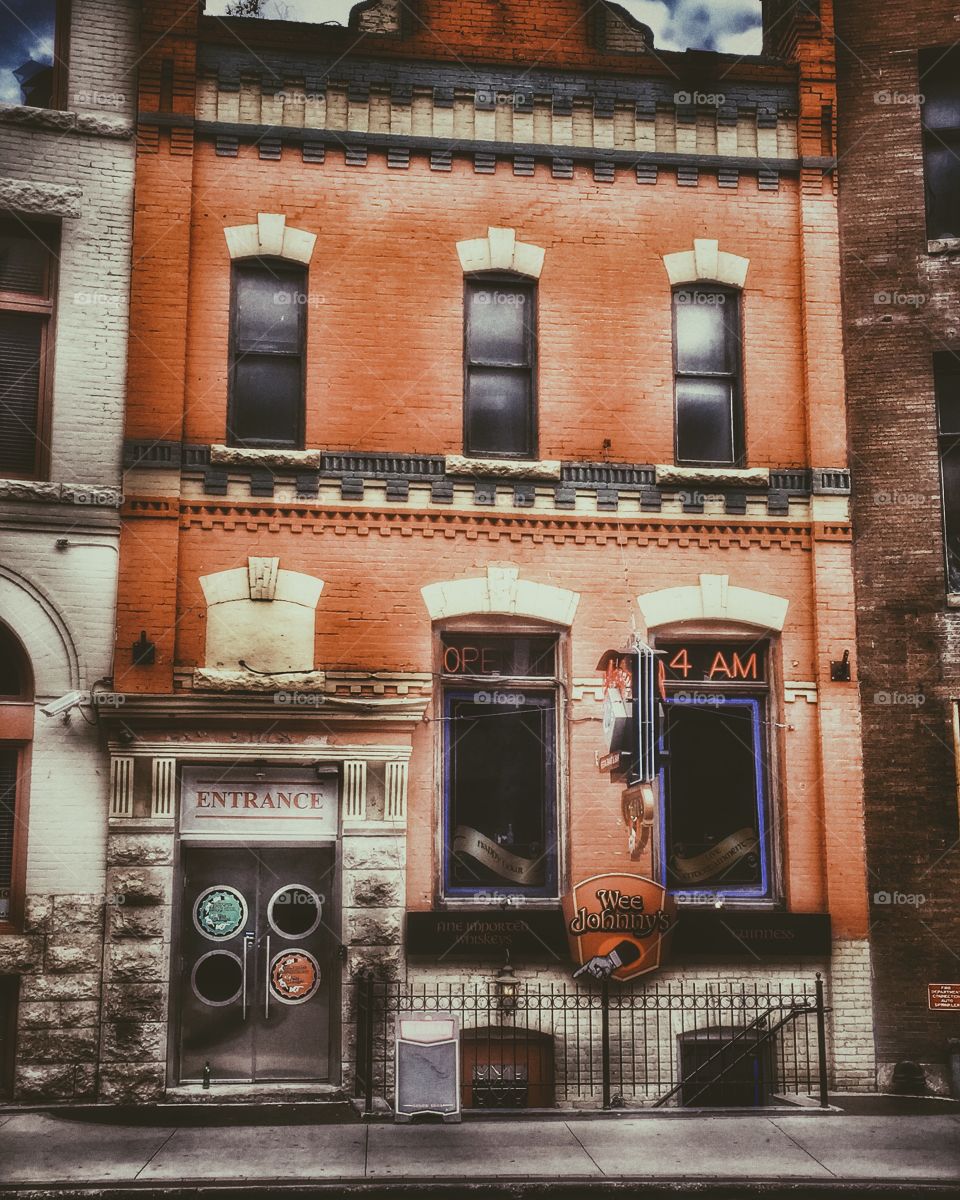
[{"x1": 354, "y1": 975, "x2": 830, "y2": 1113}]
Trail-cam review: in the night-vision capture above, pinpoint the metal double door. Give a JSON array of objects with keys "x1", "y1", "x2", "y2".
[{"x1": 179, "y1": 845, "x2": 337, "y2": 1083}]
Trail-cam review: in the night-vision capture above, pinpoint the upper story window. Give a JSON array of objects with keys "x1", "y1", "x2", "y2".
[
  {"x1": 464, "y1": 276, "x2": 537, "y2": 459},
  {"x1": 656, "y1": 639, "x2": 773, "y2": 901},
  {"x1": 0, "y1": 0, "x2": 69, "y2": 110},
  {"x1": 0, "y1": 217, "x2": 58, "y2": 479},
  {"x1": 440, "y1": 632, "x2": 558, "y2": 900},
  {"x1": 935, "y1": 353, "x2": 960, "y2": 592},
  {"x1": 0, "y1": 623, "x2": 33, "y2": 929},
  {"x1": 921, "y1": 48, "x2": 960, "y2": 240},
  {"x1": 673, "y1": 287, "x2": 743, "y2": 466},
  {"x1": 227, "y1": 259, "x2": 306, "y2": 450}
]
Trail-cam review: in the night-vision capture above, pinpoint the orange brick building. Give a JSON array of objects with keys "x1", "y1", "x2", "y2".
[{"x1": 100, "y1": 0, "x2": 874, "y2": 1104}]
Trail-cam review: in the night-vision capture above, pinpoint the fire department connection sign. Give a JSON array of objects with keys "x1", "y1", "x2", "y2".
[
  {"x1": 562, "y1": 874, "x2": 677, "y2": 982},
  {"x1": 180, "y1": 767, "x2": 338, "y2": 839}
]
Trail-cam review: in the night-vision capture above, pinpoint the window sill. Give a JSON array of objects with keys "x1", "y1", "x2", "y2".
[
  {"x1": 445, "y1": 454, "x2": 562, "y2": 481},
  {"x1": 946, "y1": 593, "x2": 960, "y2": 609},
  {"x1": 926, "y1": 238, "x2": 960, "y2": 256},
  {"x1": 210, "y1": 443, "x2": 323, "y2": 470},
  {"x1": 656, "y1": 464, "x2": 770, "y2": 488},
  {"x1": 0, "y1": 101, "x2": 133, "y2": 139}
]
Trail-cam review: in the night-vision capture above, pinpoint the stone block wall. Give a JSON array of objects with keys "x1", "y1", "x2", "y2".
[{"x1": 98, "y1": 829, "x2": 174, "y2": 1103}]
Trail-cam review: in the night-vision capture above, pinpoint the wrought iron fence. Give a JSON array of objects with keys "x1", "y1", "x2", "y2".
[{"x1": 354, "y1": 974, "x2": 830, "y2": 1112}]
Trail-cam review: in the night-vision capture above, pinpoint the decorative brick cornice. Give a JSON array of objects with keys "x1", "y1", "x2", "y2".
[
  {"x1": 174, "y1": 501, "x2": 818, "y2": 550},
  {"x1": 192, "y1": 119, "x2": 812, "y2": 189}
]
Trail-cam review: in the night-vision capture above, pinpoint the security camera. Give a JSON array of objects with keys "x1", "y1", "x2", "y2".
[{"x1": 41, "y1": 690, "x2": 85, "y2": 718}]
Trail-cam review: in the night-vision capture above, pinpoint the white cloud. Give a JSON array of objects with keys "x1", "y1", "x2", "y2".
[{"x1": 619, "y1": 0, "x2": 763, "y2": 54}]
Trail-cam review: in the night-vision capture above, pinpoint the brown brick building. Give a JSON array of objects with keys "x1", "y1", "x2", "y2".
[{"x1": 835, "y1": 0, "x2": 960, "y2": 1093}]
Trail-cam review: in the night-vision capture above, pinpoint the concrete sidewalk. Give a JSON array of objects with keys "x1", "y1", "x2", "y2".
[{"x1": 0, "y1": 1110, "x2": 958, "y2": 1196}]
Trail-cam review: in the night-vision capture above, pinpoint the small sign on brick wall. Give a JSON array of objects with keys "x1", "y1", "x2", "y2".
[{"x1": 928, "y1": 983, "x2": 960, "y2": 1010}]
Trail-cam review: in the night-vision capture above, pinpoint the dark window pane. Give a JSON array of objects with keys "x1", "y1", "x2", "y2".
[
  {"x1": 0, "y1": 221, "x2": 49, "y2": 295},
  {"x1": 0, "y1": 0, "x2": 56, "y2": 108},
  {"x1": 925, "y1": 139, "x2": 960, "y2": 239},
  {"x1": 467, "y1": 284, "x2": 530, "y2": 365},
  {"x1": 921, "y1": 50, "x2": 960, "y2": 131},
  {"x1": 447, "y1": 693, "x2": 554, "y2": 893},
  {"x1": 466, "y1": 368, "x2": 531, "y2": 457},
  {"x1": 664, "y1": 701, "x2": 764, "y2": 892},
  {"x1": 935, "y1": 355, "x2": 960, "y2": 433},
  {"x1": 235, "y1": 265, "x2": 303, "y2": 353},
  {"x1": 230, "y1": 355, "x2": 301, "y2": 446},
  {"x1": 676, "y1": 377, "x2": 734, "y2": 463},
  {"x1": 0, "y1": 626, "x2": 28, "y2": 697},
  {"x1": 941, "y1": 440, "x2": 960, "y2": 591},
  {"x1": 0, "y1": 747, "x2": 17, "y2": 920},
  {"x1": 0, "y1": 312, "x2": 42, "y2": 475},
  {"x1": 675, "y1": 293, "x2": 735, "y2": 373}
]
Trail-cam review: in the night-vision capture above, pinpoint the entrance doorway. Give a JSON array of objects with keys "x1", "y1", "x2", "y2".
[{"x1": 178, "y1": 845, "x2": 337, "y2": 1084}]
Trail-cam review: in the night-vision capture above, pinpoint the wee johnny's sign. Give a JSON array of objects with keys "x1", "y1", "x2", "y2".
[{"x1": 562, "y1": 874, "x2": 676, "y2": 982}]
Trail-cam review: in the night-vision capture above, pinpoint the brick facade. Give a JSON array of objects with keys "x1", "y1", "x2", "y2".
[
  {"x1": 0, "y1": 0, "x2": 879, "y2": 1105},
  {"x1": 835, "y1": 0, "x2": 960, "y2": 1093},
  {"x1": 0, "y1": 0, "x2": 137, "y2": 1101}
]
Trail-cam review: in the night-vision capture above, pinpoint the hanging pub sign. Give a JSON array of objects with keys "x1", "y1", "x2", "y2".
[
  {"x1": 596, "y1": 644, "x2": 658, "y2": 785},
  {"x1": 562, "y1": 873, "x2": 677, "y2": 982}
]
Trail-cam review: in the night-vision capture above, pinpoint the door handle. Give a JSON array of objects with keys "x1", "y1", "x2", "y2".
[
  {"x1": 242, "y1": 932, "x2": 254, "y2": 1020},
  {"x1": 264, "y1": 934, "x2": 271, "y2": 1019}
]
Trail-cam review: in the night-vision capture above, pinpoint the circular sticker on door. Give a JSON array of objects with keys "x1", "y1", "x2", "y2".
[
  {"x1": 270, "y1": 949, "x2": 321, "y2": 1004},
  {"x1": 267, "y1": 884, "x2": 323, "y2": 939},
  {"x1": 191, "y1": 950, "x2": 243, "y2": 1006},
  {"x1": 193, "y1": 886, "x2": 247, "y2": 941}
]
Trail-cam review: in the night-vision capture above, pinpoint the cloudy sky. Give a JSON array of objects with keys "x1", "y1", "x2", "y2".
[
  {"x1": 0, "y1": 0, "x2": 56, "y2": 105},
  {"x1": 203, "y1": 0, "x2": 764, "y2": 54}
]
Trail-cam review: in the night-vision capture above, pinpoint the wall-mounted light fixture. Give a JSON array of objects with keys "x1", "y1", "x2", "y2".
[
  {"x1": 131, "y1": 630, "x2": 156, "y2": 667},
  {"x1": 830, "y1": 649, "x2": 851, "y2": 682},
  {"x1": 495, "y1": 952, "x2": 520, "y2": 1012}
]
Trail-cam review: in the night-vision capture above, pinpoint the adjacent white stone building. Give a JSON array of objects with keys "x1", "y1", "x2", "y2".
[{"x1": 0, "y1": 0, "x2": 137, "y2": 1100}]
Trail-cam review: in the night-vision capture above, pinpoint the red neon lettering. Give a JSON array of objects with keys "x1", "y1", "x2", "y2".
[
  {"x1": 707, "y1": 652, "x2": 733, "y2": 679},
  {"x1": 669, "y1": 649, "x2": 692, "y2": 678},
  {"x1": 730, "y1": 652, "x2": 758, "y2": 680}
]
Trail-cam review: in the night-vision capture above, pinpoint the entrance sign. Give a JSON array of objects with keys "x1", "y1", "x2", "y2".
[
  {"x1": 180, "y1": 767, "x2": 338, "y2": 840},
  {"x1": 928, "y1": 983, "x2": 960, "y2": 1010},
  {"x1": 562, "y1": 873, "x2": 676, "y2": 982}
]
